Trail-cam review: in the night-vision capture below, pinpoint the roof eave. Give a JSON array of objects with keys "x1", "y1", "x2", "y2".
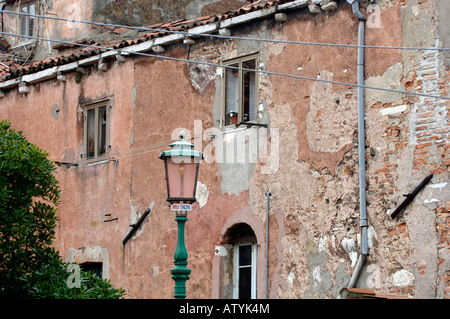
[{"x1": 0, "y1": 0, "x2": 322, "y2": 90}]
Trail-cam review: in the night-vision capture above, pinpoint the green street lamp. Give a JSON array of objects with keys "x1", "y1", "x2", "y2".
[{"x1": 159, "y1": 130, "x2": 202, "y2": 299}]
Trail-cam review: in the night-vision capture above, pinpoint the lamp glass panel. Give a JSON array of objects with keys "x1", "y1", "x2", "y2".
[{"x1": 166, "y1": 157, "x2": 198, "y2": 200}]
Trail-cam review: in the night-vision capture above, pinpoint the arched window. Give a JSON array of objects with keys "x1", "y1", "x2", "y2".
[{"x1": 221, "y1": 223, "x2": 258, "y2": 299}]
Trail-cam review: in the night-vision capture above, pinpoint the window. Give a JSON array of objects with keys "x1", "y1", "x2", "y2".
[
  {"x1": 84, "y1": 100, "x2": 111, "y2": 161},
  {"x1": 213, "y1": 223, "x2": 259, "y2": 299},
  {"x1": 19, "y1": 1, "x2": 36, "y2": 39},
  {"x1": 80, "y1": 262, "x2": 103, "y2": 277},
  {"x1": 233, "y1": 243, "x2": 257, "y2": 299},
  {"x1": 223, "y1": 54, "x2": 258, "y2": 126}
]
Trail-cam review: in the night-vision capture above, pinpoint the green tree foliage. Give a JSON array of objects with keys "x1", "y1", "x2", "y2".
[
  {"x1": 0, "y1": 120, "x2": 125, "y2": 298},
  {"x1": 20, "y1": 259, "x2": 126, "y2": 299},
  {"x1": 0, "y1": 120, "x2": 60, "y2": 297}
]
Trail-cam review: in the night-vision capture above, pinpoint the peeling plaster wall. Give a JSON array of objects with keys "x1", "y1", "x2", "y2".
[
  {"x1": 249, "y1": 0, "x2": 448, "y2": 299},
  {"x1": 360, "y1": 0, "x2": 449, "y2": 299},
  {"x1": 93, "y1": 0, "x2": 247, "y2": 26},
  {"x1": 306, "y1": 70, "x2": 357, "y2": 154},
  {"x1": 0, "y1": 58, "x2": 136, "y2": 293},
  {"x1": 260, "y1": 6, "x2": 361, "y2": 298},
  {"x1": 436, "y1": 0, "x2": 450, "y2": 67},
  {"x1": 0, "y1": 0, "x2": 447, "y2": 300},
  {"x1": 1, "y1": 0, "x2": 95, "y2": 61},
  {"x1": 205, "y1": 22, "x2": 271, "y2": 196},
  {"x1": 364, "y1": 0, "x2": 448, "y2": 299},
  {"x1": 1, "y1": 0, "x2": 247, "y2": 62}
]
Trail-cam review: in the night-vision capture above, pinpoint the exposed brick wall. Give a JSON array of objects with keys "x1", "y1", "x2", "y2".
[
  {"x1": 366, "y1": 0, "x2": 449, "y2": 296},
  {"x1": 408, "y1": 51, "x2": 449, "y2": 298}
]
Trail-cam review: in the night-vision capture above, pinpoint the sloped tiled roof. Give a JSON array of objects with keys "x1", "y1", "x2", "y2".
[{"x1": 0, "y1": 0, "x2": 329, "y2": 83}]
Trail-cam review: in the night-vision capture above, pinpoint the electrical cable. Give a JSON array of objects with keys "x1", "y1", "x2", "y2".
[
  {"x1": 3, "y1": 8, "x2": 449, "y2": 166},
  {"x1": 108, "y1": 137, "x2": 176, "y2": 158},
  {"x1": 98, "y1": 158, "x2": 119, "y2": 222},
  {"x1": 107, "y1": 132, "x2": 215, "y2": 161},
  {"x1": 2, "y1": 9, "x2": 450, "y2": 52},
  {"x1": 107, "y1": 131, "x2": 210, "y2": 159},
  {"x1": 50, "y1": 131, "x2": 211, "y2": 168},
  {"x1": 95, "y1": 128, "x2": 254, "y2": 162},
  {"x1": 1, "y1": 31, "x2": 448, "y2": 101}
]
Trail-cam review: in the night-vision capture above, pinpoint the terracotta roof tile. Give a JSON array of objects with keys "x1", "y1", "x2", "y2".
[
  {"x1": 340, "y1": 288, "x2": 415, "y2": 299},
  {"x1": 0, "y1": 0, "x2": 301, "y2": 82}
]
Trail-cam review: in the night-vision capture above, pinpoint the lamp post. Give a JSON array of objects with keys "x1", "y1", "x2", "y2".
[{"x1": 159, "y1": 130, "x2": 202, "y2": 299}]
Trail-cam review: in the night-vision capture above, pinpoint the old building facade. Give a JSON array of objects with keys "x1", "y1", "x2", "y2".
[{"x1": 0, "y1": 0, "x2": 448, "y2": 299}]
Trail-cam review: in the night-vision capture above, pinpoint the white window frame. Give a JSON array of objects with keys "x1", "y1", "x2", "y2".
[
  {"x1": 233, "y1": 242, "x2": 257, "y2": 299},
  {"x1": 222, "y1": 53, "x2": 259, "y2": 127},
  {"x1": 83, "y1": 99, "x2": 111, "y2": 163}
]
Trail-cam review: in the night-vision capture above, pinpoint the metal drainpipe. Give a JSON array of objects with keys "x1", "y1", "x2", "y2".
[
  {"x1": 348, "y1": 0, "x2": 368, "y2": 289},
  {"x1": 265, "y1": 189, "x2": 271, "y2": 299}
]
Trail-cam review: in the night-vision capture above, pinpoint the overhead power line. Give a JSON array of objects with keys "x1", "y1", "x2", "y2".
[
  {"x1": 1, "y1": 31, "x2": 449, "y2": 101},
  {"x1": 2, "y1": 10, "x2": 450, "y2": 52},
  {"x1": 6, "y1": 9, "x2": 445, "y2": 192}
]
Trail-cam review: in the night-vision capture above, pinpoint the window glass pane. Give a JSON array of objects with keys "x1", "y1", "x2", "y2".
[
  {"x1": 98, "y1": 106, "x2": 107, "y2": 156},
  {"x1": 238, "y1": 267, "x2": 252, "y2": 299},
  {"x1": 20, "y1": 6, "x2": 27, "y2": 36},
  {"x1": 29, "y1": 4, "x2": 35, "y2": 36},
  {"x1": 233, "y1": 241, "x2": 257, "y2": 299},
  {"x1": 225, "y1": 63, "x2": 239, "y2": 126},
  {"x1": 87, "y1": 108, "x2": 95, "y2": 159},
  {"x1": 242, "y1": 59, "x2": 256, "y2": 122},
  {"x1": 239, "y1": 245, "x2": 252, "y2": 266}
]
